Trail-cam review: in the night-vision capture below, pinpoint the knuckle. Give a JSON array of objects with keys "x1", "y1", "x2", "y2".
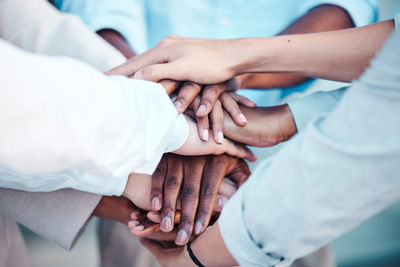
[
  {"x1": 180, "y1": 215, "x2": 193, "y2": 226},
  {"x1": 181, "y1": 185, "x2": 198, "y2": 201},
  {"x1": 211, "y1": 155, "x2": 229, "y2": 168},
  {"x1": 196, "y1": 207, "x2": 210, "y2": 218},
  {"x1": 182, "y1": 82, "x2": 200, "y2": 91},
  {"x1": 200, "y1": 183, "x2": 216, "y2": 196},
  {"x1": 162, "y1": 205, "x2": 175, "y2": 214},
  {"x1": 141, "y1": 67, "x2": 156, "y2": 79},
  {"x1": 165, "y1": 175, "x2": 180, "y2": 189},
  {"x1": 150, "y1": 189, "x2": 162, "y2": 198}
]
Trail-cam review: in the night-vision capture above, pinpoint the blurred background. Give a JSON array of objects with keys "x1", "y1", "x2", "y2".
[{"x1": 21, "y1": 0, "x2": 400, "y2": 266}]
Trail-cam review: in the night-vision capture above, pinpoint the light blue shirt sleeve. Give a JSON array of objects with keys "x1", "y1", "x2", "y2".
[
  {"x1": 54, "y1": 0, "x2": 148, "y2": 53},
  {"x1": 297, "y1": 0, "x2": 378, "y2": 26},
  {"x1": 219, "y1": 30, "x2": 400, "y2": 267},
  {"x1": 287, "y1": 88, "x2": 346, "y2": 132}
]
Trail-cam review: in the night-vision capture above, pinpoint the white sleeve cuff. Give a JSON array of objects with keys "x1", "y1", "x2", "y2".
[
  {"x1": 219, "y1": 179, "x2": 290, "y2": 267},
  {"x1": 165, "y1": 114, "x2": 189, "y2": 153}
]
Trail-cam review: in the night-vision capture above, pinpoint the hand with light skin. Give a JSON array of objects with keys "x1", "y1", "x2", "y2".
[
  {"x1": 97, "y1": 30, "x2": 257, "y2": 144},
  {"x1": 173, "y1": 115, "x2": 256, "y2": 161},
  {"x1": 124, "y1": 154, "x2": 250, "y2": 246},
  {"x1": 107, "y1": 19, "x2": 394, "y2": 86}
]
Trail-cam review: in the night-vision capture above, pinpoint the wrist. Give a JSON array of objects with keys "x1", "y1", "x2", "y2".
[
  {"x1": 123, "y1": 173, "x2": 152, "y2": 210},
  {"x1": 182, "y1": 244, "x2": 200, "y2": 267},
  {"x1": 231, "y1": 37, "x2": 288, "y2": 75}
]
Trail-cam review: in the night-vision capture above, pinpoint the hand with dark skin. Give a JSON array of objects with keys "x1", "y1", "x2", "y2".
[
  {"x1": 127, "y1": 154, "x2": 250, "y2": 246},
  {"x1": 93, "y1": 195, "x2": 141, "y2": 225},
  {"x1": 223, "y1": 102, "x2": 298, "y2": 147},
  {"x1": 97, "y1": 29, "x2": 136, "y2": 59}
]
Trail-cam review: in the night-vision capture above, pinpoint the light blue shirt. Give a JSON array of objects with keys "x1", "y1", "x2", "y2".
[
  {"x1": 54, "y1": 0, "x2": 378, "y2": 53},
  {"x1": 220, "y1": 29, "x2": 400, "y2": 266},
  {"x1": 54, "y1": 0, "x2": 378, "y2": 111}
]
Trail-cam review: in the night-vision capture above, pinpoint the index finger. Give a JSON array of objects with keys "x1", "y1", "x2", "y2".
[
  {"x1": 106, "y1": 47, "x2": 163, "y2": 77},
  {"x1": 194, "y1": 155, "x2": 227, "y2": 236}
]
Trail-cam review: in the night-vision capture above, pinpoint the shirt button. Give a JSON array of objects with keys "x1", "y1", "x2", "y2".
[{"x1": 219, "y1": 17, "x2": 231, "y2": 27}]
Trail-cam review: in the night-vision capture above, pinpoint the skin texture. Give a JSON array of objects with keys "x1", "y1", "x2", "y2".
[
  {"x1": 127, "y1": 154, "x2": 250, "y2": 246},
  {"x1": 93, "y1": 195, "x2": 140, "y2": 225},
  {"x1": 108, "y1": 4, "x2": 355, "y2": 85},
  {"x1": 105, "y1": 8, "x2": 396, "y2": 267},
  {"x1": 237, "y1": 4, "x2": 355, "y2": 89},
  {"x1": 107, "y1": 15, "x2": 394, "y2": 85},
  {"x1": 98, "y1": 29, "x2": 256, "y2": 143}
]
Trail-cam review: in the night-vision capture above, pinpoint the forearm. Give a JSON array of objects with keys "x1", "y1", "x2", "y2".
[
  {"x1": 188, "y1": 223, "x2": 237, "y2": 267},
  {"x1": 219, "y1": 31, "x2": 400, "y2": 266},
  {"x1": 234, "y1": 19, "x2": 394, "y2": 83},
  {"x1": 238, "y1": 4, "x2": 355, "y2": 89}
]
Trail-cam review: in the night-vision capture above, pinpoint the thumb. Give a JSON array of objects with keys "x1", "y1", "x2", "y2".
[{"x1": 134, "y1": 62, "x2": 182, "y2": 82}]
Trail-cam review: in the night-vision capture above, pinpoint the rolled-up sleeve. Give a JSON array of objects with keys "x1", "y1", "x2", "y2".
[
  {"x1": 297, "y1": 0, "x2": 378, "y2": 26},
  {"x1": 219, "y1": 31, "x2": 400, "y2": 266},
  {"x1": 287, "y1": 88, "x2": 346, "y2": 132}
]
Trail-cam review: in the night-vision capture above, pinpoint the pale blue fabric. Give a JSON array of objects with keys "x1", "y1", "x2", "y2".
[
  {"x1": 54, "y1": 0, "x2": 377, "y2": 53},
  {"x1": 219, "y1": 30, "x2": 400, "y2": 266},
  {"x1": 54, "y1": 0, "x2": 378, "y2": 106}
]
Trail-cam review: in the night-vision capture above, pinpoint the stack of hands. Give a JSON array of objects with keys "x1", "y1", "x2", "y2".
[{"x1": 95, "y1": 36, "x2": 299, "y2": 253}]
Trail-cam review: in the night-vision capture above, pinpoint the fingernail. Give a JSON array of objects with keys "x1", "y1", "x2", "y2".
[
  {"x1": 197, "y1": 104, "x2": 207, "y2": 116},
  {"x1": 194, "y1": 222, "x2": 203, "y2": 235},
  {"x1": 135, "y1": 225, "x2": 145, "y2": 231},
  {"x1": 161, "y1": 216, "x2": 172, "y2": 230},
  {"x1": 217, "y1": 131, "x2": 224, "y2": 144},
  {"x1": 128, "y1": 220, "x2": 139, "y2": 227},
  {"x1": 174, "y1": 100, "x2": 183, "y2": 110},
  {"x1": 130, "y1": 211, "x2": 140, "y2": 219},
  {"x1": 239, "y1": 113, "x2": 247, "y2": 123},
  {"x1": 202, "y1": 129, "x2": 209, "y2": 141},
  {"x1": 176, "y1": 229, "x2": 188, "y2": 244},
  {"x1": 135, "y1": 70, "x2": 144, "y2": 80},
  {"x1": 151, "y1": 197, "x2": 161, "y2": 211},
  {"x1": 218, "y1": 197, "x2": 227, "y2": 209}
]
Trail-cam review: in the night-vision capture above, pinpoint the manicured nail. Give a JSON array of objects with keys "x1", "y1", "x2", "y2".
[
  {"x1": 135, "y1": 70, "x2": 144, "y2": 80},
  {"x1": 239, "y1": 113, "x2": 247, "y2": 124},
  {"x1": 135, "y1": 225, "x2": 145, "y2": 231},
  {"x1": 161, "y1": 216, "x2": 172, "y2": 231},
  {"x1": 130, "y1": 211, "x2": 140, "y2": 219},
  {"x1": 176, "y1": 229, "x2": 188, "y2": 244},
  {"x1": 197, "y1": 104, "x2": 207, "y2": 116},
  {"x1": 217, "y1": 131, "x2": 224, "y2": 144},
  {"x1": 194, "y1": 222, "x2": 203, "y2": 235},
  {"x1": 174, "y1": 100, "x2": 183, "y2": 110},
  {"x1": 202, "y1": 129, "x2": 209, "y2": 141},
  {"x1": 151, "y1": 197, "x2": 161, "y2": 211}
]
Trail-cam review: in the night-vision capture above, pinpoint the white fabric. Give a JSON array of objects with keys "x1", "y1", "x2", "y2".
[{"x1": 0, "y1": 0, "x2": 188, "y2": 195}]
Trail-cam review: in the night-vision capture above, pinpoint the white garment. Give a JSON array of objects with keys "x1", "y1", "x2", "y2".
[{"x1": 0, "y1": 4, "x2": 188, "y2": 196}]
